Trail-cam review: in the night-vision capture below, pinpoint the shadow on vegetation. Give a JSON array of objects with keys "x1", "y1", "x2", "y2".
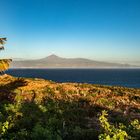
[
  {"x1": 9, "y1": 98, "x2": 101, "y2": 140},
  {"x1": 0, "y1": 78, "x2": 27, "y2": 102},
  {"x1": 3, "y1": 95, "x2": 130, "y2": 140},
  {"x1": 0, "y1": 79, "x2": 139, "y2": 139}
]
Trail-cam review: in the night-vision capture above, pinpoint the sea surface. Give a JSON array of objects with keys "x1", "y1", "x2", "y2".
[{"x1": 6, "y1": 69, "x2": 140, "y2": 88}]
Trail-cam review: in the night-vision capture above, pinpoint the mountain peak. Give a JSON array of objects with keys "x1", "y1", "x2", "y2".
[
  {"x1": 40, "y1": 54, "x2": 61, "y2": 61},
  {"x1": 47, "y1": 54, "x2": 60, "y2": 59}
]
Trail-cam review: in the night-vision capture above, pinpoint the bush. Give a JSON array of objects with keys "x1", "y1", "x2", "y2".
[{"x1": 98, "y1": 110, "x2": 140, "y2": 140}]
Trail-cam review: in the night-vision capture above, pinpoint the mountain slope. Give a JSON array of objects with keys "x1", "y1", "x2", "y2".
[{"x1": 11, "y1": 54, "x2": 135, "y2": 68}]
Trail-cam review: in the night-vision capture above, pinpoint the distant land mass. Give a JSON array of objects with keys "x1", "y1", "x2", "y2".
[{"x1": 11, "y1": 54, "x2": 138, "y2": 68}]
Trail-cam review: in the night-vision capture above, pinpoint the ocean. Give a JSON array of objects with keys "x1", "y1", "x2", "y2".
[{"x1": 6, "y1": 68, "x2": 140, "y2": 88}]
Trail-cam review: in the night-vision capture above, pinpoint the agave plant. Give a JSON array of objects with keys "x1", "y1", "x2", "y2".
[{"x1": 0, "y1": 38, "x2": 12, "y2": 74}]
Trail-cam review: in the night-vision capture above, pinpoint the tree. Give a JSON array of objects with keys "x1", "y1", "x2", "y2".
[{"x1": 0, "y1": 37, "x2": 12, "y2": 74}]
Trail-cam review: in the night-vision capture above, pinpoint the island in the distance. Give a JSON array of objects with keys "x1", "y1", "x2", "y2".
[{"x1": 11, "y1": 54, "x2": 138, "y2": 68}]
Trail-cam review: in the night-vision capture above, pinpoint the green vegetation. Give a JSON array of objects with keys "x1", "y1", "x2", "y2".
[
  {"x1": 0, "y1": 74, "x2": 140, "y2": 139},
  {"x1": 99, "y1": 110, "x2": 140, "y2": 140}
]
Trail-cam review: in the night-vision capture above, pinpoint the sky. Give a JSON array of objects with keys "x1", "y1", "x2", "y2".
[{"x1": 0, "y1": 0, "x2": 140, "y2": 64}]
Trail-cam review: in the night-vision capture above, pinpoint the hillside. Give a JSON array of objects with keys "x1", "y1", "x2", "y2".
[
  {"x1": 11, "y1": 54, "x2": 135, "y2": 68},
  {"x1": 0, "y1": 74, "x2": 140, "y2": 139}
]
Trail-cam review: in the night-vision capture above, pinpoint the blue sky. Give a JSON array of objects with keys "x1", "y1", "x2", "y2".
[{"x1": 0, "y1": 0, "x2": 140, "y2": 64}]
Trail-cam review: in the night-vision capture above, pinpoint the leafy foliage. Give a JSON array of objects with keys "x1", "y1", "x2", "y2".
[
  {"x1": 0, "y1": 59, "x2": 12, "y2": 72},
  {"x1": 98, "y1": 110, "x2": 128, "y2": 140},
  {"x1": 0, "y1": 37, "x2": 12, "y2": 73},
  {"x1": 99, "y1": 110, "x2": 140, "y2": 140}
]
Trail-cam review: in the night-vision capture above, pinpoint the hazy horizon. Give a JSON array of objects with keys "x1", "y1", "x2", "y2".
[
  {"x1": 0, "y1": 0, "x2": 140, "y2": 65},
  {"x1": 8, "y1": 54, "x2": 139, "y2": 66}
]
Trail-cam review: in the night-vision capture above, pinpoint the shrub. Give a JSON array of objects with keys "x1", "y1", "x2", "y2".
[{"x1": 99, "y1": 110, "x2": 140, "y2": 140}]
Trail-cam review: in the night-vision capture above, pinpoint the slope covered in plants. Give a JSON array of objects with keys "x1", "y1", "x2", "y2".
[{"x1": 0, "y1": 74, "x2": 140, "y2": 139}]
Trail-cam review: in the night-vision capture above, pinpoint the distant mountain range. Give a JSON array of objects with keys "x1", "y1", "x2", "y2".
[{"x1": 11, "y1": 54, "x2": 138, "y2": 68}]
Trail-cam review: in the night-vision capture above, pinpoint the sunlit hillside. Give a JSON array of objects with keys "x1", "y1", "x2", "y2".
[{"x1": 0, "y1": 74, "x2": 140, "y2": 139}]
